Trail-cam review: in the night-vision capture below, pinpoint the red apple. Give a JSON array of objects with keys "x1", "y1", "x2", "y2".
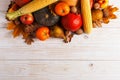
[
  {"x1": 14, "y1": 0, "x2": 31, "y2": 7},
  {"x1": 20, "y1": 14, "x2": 34, "y2": 25},
  {"x1": 61, "y1": 13, "x2": 82, "y2": 32}
]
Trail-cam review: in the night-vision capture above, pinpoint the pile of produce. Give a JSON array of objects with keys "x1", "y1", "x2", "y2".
[{"x1": 6, "y1": 0, "x2": 118, "y2": 44}]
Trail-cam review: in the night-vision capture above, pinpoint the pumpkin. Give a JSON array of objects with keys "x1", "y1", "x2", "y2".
[{"x1": 33, "y1": 7, "x2": 60, "y2": 26}]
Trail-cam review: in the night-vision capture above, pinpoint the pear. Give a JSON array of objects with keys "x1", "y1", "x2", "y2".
[{"x1": 50, "y1": 25, "x2": 65, "y2": 39}]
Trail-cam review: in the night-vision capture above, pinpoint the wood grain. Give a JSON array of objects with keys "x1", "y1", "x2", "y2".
[
  {"x1": 0, "y1": 0, "x2": 120, "y2": 80},
  {"x1": 0, "y1": 61, "x2": 120, "y2": 80}
]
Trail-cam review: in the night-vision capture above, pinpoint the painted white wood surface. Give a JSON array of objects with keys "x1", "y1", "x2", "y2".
[{"x1": 0, "y1": 0, "x2": 120, "y2": 80}]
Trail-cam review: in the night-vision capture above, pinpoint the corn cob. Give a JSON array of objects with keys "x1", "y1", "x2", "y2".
[
  {"x1": 80, "y1": 0, "x2": 92, "y2": 34},
  {"x1": 6, "y1": 0, "x2": 58, "y2": 20}
]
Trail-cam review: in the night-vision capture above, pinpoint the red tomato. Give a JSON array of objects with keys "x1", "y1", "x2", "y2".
[
  {"x1": 14, "y1": 0, "x2": 31, "y2": 7},
  {"x1": 61, "y1": 13, "x2": 82, "y2": 32},
  {"x1": 20, "y1": 13, "x2": 34, "y2": 25},
  {"x1": 36, "y1": 27, "x2": 50, "y2": 41}
]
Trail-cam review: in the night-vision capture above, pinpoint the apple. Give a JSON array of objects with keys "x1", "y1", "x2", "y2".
[
  {"x1": 55, "y1": 2, "x2": 70, "y2": 16},
  {"x1": 14, "y1": 0, "x2": 31, "y2": 7},
  {"x1": 36, "y1": 26, "x2": 50, "y2": 41},
  {"x1": 61, "y1": 13, "x2": 82, "y2": 32},
  {"x1": 97, "y1": 0, "x2": 109, "y2": 9},
  {"x1": 60, "y1": 0, "x2": 78, "y2": 6},
  {"x1": 20, "y1": 13, "x2": 34, "y2": 25}
]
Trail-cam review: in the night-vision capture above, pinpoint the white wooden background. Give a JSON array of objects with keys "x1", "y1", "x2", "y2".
[{"x1": 0, "y1": 0, "x2": 120, "y2": 80}]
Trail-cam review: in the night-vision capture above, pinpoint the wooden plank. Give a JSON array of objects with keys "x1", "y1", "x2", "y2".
[
  {"x1": 0, "y1": 0, "x2": 120, "y2": 60},
  {"x1": 0, "y1": 61, "x2": 120, "y2": 80},
  {"x1": 1, "y1": 26, "x2": 120, "y2": 60},
  {"x1": 0, "y1": 0, "x2": 120, "y2": 80},
  {"x1": 0, "y1": 0, "x2": 10, "y2": 12}
]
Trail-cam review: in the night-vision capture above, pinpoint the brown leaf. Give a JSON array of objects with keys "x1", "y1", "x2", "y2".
[
  {"x1": 7, "y1": 21, "x2": 16, "y2": 30},
  {"x1": 103, "y1": 18, "x2": 110, "y2": 24},
  {"x1": 12, "y1": 24, "x2": 24, "y2": 38},
  {"x1": 64, "y1": 31, "x2": 74, "y2": 43},
  {"x1": 24, "y1": 25, "x2": 36, "y2": 33},
  {"x1": 22, "y1": 32, "x2": 29, "y2": 39},
  {"x1": 111, "y1": 7, "x2": 119, "y2": 12},
  {"x1": 24, "y1": 36, "x2": 34, "y2": 45},
  {"x1": 109, "y1": 14, "x2": 117, "y2": 19},
  {"x1": 7, "y1": 1, "x2": 19, "y2": 13},
  {"x1": 103, "y1": 6, "x2": 118, "y2": 19}
]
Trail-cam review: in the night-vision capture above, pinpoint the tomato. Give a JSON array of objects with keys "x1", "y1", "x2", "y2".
[
  {"x1": 61, "y1": 13, "x2": 82, "y2": 32},
  {"x1": 55, "y1": 2, "x2": 70, "y2": 16},
  {"x1": 20, "y1": 13, "x2": 34, "y2": 25},
  {"x1": 14, "y1": 0, "x2": 31, "y2": 7},
  {"x1": 36, "y1": 27, "x2": 50, "y2": 41}
]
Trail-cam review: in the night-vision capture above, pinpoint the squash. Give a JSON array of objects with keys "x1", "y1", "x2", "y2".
[{"x1": 33, "y1": 7, "x2": 60, "y2": 26}]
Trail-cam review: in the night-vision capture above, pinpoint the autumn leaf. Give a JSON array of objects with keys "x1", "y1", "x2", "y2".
[
  {"x1": 7, "y1": 1, "x2": 19, "y2": 13},
  {"x1": 12, "y1": 24, "x2": 24, "y2": 38},
  {"x1": 24, "y1": 36, "x2": 34, "y2": 45},
  {"x1": 7, "y1": 21, "x2": 16, "y2": 30}
]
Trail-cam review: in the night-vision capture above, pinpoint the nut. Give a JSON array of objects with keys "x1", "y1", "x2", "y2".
[
  {"x1": 75, "y1": 28, "x2": 83, "y2": 35},
  {"x1": 71, "y1": 6, "x2": 77, "y2": 13},
  {"x1": 93, "y1": 3, "x2": 100, "y2": 9}
]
